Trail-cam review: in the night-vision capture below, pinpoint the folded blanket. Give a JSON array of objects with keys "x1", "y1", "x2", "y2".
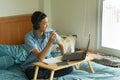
[
  {"x1": 93, "y1": 55, "x2": 120, "y2": 68},
  {"x1": 93, "y1": 59, "x2": 120, "y2": 68}
]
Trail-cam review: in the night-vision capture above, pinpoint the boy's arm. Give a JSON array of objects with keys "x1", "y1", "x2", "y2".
[{"x1": 58, "y1": 40, "x2": 65, "y2": 55}]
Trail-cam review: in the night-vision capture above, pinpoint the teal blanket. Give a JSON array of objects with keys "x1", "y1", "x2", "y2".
[
  {"x1": 0, "y1": 44, "x2": 120, "y2": 80},
  {"x1": 0, "y1": 44, "x2": 28, "y2": 63},
  {"x1": 1, "y1": 62, "x2": 120, "y2": 80}
]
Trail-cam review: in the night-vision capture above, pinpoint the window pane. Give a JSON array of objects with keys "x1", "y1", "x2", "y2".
[{"x1": 102, "y1": 0, "x2": 120, "y2": 50}]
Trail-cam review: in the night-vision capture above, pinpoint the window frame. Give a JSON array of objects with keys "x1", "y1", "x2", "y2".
[{"x1": 97, "y1": 0, "x2": 120, "y2": 57}]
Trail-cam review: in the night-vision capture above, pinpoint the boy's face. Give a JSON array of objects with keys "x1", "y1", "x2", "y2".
[{"x1": 39, "y1": 17, "x2": 49, "y2": 32}]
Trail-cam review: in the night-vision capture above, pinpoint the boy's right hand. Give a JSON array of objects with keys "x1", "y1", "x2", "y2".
[{"x1": 49, "y1": 31, "x2": 56, "y2": 43}]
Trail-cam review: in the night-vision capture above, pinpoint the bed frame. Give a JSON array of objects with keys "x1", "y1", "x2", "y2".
[{"x1": 0, "y1": 14, "x2": 32, "y2": 45}]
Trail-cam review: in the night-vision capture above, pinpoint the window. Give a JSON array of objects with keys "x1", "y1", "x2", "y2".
[{"x1": 98, "y1": 0, "x2": 120, "y2": 57}]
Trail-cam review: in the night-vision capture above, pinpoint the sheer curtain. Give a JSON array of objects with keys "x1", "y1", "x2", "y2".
[
  {"x1": 102, "y1": 0, "x2": 120, "y2": 50},
  {"x1": 98, "y1": 0, "x2": 120, "y2": 57}
]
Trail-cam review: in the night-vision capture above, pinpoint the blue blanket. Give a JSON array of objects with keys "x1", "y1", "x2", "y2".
[
  {"x1": 0, "y1": 44, "x2": 28, "y2": 63},
  {"x1": 0, "y1": 62, "x2": 120, "y2": 80},
  {"x1": 0, "y1": 44, "x2": 120, "y2": 80}
]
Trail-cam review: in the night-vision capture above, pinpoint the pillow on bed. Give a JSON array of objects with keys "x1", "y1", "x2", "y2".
[
  {"x1": 0, "y1": 44, "x2": 28, "y2": 64},
  {"x1": 51, "y1": 35, "x2": 77, "y2": 57},
  {"x1": 0, "y1": 56, "x2": 14, "y2": 69},
  {"x1": 61, "y1": 35, "x2": 77, "y2": 53}
]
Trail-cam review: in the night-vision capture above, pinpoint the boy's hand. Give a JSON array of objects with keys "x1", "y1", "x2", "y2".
[{"x1": 49, "y1": 31, "x2": 56, "y2": 43}]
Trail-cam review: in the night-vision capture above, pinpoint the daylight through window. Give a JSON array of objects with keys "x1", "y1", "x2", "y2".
[{"x1": 102, "y1": 0, "x2": 120, "y2": 50}]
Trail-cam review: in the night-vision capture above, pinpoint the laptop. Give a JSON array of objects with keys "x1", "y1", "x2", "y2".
[{"x1": 62, "y1": 34, "x2": 90, "y2": 61}]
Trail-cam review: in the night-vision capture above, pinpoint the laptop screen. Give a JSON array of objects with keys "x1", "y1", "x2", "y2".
[
  {"x1": 85, "y1": 34, "x2": 90, "y2": 53},
  {"x1": 62, "y1": 34, "x2": 91, "y2": 61}
]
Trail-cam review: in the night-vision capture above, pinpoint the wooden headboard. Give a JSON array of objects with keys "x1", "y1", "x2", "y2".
[{"x1": 0, "y1": 14, "x2": 32, "y2": 45}]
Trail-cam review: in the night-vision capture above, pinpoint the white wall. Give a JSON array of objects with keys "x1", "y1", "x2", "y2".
[
  {"x1": 43, "y1": 0, "x2": 52, "y2": 27},
  {"x1": 0, "y1": 0, "x2": 52, "y2": 26},
  {"x1": 0, "y1": 0, "x2": 99, "y2": 51},
  {"x1": 0, "y1": 0, "x2": 40, "y2": 17},
  {"x1": 51, "y1": 0, "x2": 98, "y2": 50}
]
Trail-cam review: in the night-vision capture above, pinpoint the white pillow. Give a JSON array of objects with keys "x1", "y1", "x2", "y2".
[{"x1": 51, "y1": 35, "x2": 77, "y2": 54}]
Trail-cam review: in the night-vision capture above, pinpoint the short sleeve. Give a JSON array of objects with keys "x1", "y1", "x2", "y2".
[
  {"x1": 24, "y1": 34, "x2": 38, "y2": 53},
  {"x1": 53, "y1": 33, "x2": 62, "y2": 44}
]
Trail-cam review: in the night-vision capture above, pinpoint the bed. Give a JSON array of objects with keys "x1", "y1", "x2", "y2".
[{"x1": 0, "y1": 14, "x2": 120, "y2": 80}]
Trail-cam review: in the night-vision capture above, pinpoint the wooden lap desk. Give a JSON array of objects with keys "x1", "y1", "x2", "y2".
[{"x1": 33, "y1": 54, "x2": 95, "y2": 80}]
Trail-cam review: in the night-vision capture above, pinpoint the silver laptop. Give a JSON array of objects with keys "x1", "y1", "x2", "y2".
[{"x1": 62, "y1": 34, "x2": 90, "y2": 61}]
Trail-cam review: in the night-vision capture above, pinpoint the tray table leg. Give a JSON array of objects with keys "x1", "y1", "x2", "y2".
[
  {"x1": 50, "y1": 70, "x2": 55, "y2": 80},
  {"x1": 87, "y1": 61, "x2": 95, "y2": 73},
  {"x1": 33, "y1": 66, "x2": 39, "y2": 80}
]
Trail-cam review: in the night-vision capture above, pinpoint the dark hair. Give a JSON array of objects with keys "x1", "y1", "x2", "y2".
[{"x1": 31, "y1": 11, "x2": 47, "y2": 30}]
